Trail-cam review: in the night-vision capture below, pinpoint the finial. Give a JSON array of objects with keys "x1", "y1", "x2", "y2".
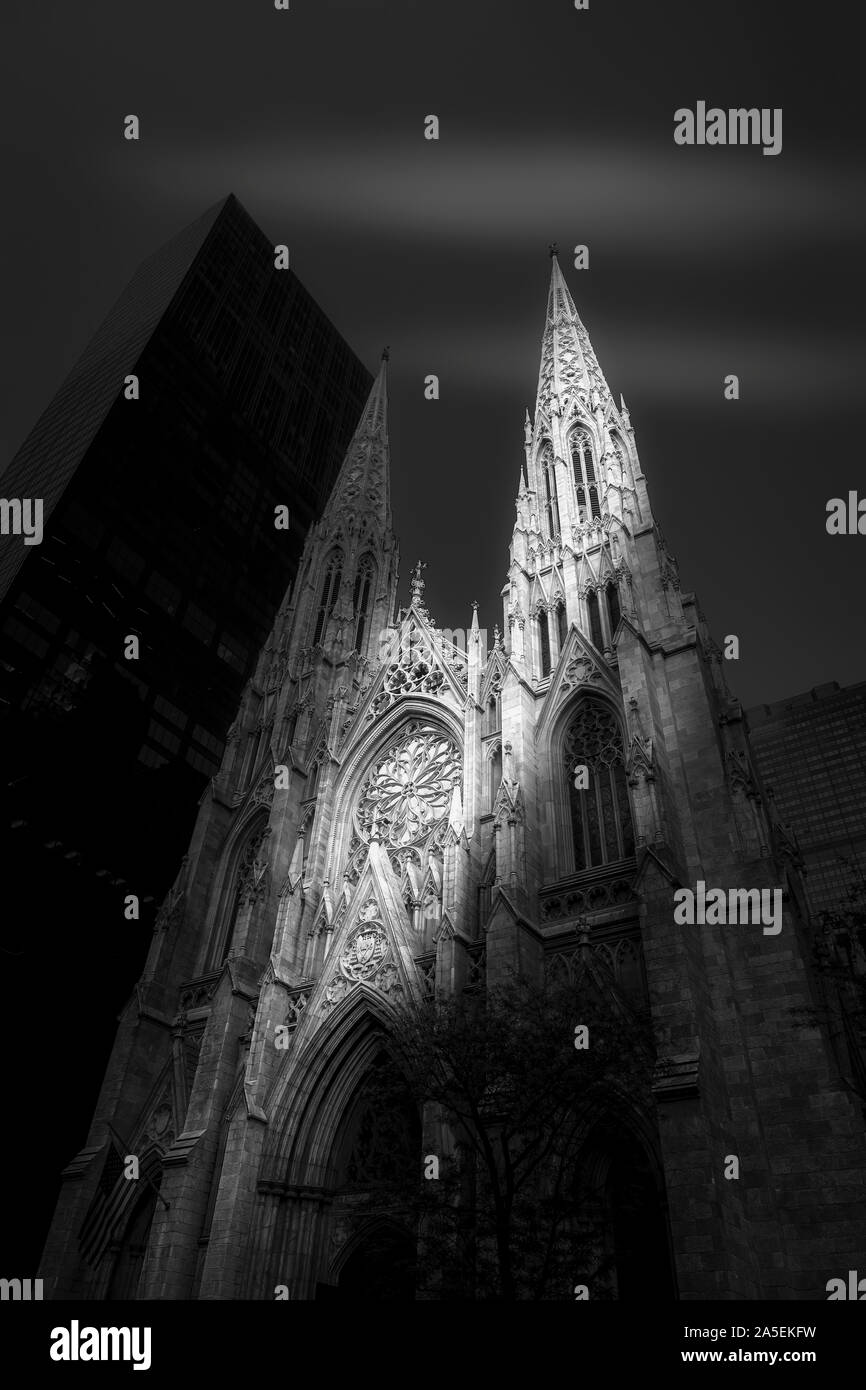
[
  {"x1": 548, "y1": 241, "x2": 558, "y2": 259},
  {"x1": 471, "y1": 599, "x2": 478, "y2": 611},
  {"x1": 410, "y1": 559, "x2": 428, "y2": 603},
  {"x1": 381, "y1": 345, "x2": 390, "y2": 361},
  {"x1": 503, "y1": 741, "x2": 513, "y2": 779},
  {"x1": 494, "y1": 623, "x2": 503, "y2": 651}
]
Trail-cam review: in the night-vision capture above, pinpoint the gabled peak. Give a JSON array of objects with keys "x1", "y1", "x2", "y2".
[
  {"x1": 535, "y1": 620, "x2": 623, "y2": 742},
  {"x1": 492, "y1": 773, "x2": 523, "y2": 825},
  {"x1": 340, "y1": 601, "x2": 470, "y2": 735},
  {"x1": 480, "y1": 641, "x2": 508, "y2": 703}
]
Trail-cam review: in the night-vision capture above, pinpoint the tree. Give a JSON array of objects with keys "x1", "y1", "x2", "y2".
[{"x1": 372, "y1": 954, "x2": 658, "y2": 1300}]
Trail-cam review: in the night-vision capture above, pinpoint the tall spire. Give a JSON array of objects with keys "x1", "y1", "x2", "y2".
[
  {"x1": 536, "y1": 248, "x2": 611, "y2": 421},
  {"x1": 320, "y1": 348, "x2": 391, "y2": 532}
]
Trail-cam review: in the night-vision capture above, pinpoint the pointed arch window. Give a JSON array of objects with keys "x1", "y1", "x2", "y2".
[
  {"x1": 556, "y1": 602, "x2": 568, "y2": 651},
  {"x1": 353, "y1": 554, "x2": 376, "y2": 653},
  {"x1": 587, "y1": 589, "x2": 603, "y2": 650},
  {"x1": 285, "y1": 708, "x2": 299, "y2": 747},
  {"x1": 606, "y1": 580, "x2": 621, "y2": 637},
  {"x1": 564, "y1": 700, "x2": 635, "y2": 871},
  {"x1": 307, "y1": 752, "x2": 322, "y2": 798},
  {"x1": 312, "y1": 548, "x2": 343, "y2": 646},
  {"x1": 538, "y1": 613, "x2": 551, "y2": 678},
  {"x1": 571, "y1": 430, "x2": 600, "y2": 520},
  {"x1": 486, "y1": 690, "x2": 501, "y2": 735},
  {"x1": 541, "y1": 446, "x2": 561, "y2": 539},
  {"x1": 488, "y1": 742, "x2": 503, "y2": 813},
  {"x1": 215, "y1": 817, "x2": 270, "y2": 965}
]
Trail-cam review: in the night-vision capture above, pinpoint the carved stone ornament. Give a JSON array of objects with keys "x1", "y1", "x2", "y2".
[
  {"x1": 367, "y1": 636, "x2": 449, "y2": 717},
  {"x1": 250, "y1": 771, "x2": 275, "y2": 810},
  {"x1": 561, "y1": 654, "x2": 604, "y2": 692},
  {"x1": 375, "y1": 962, "x2": 402, "y2": 996},
  {"x1": 339, "y1": 922, "x2": 389, "y2": 981},
  {"x1": 324, "y1": 976, "x2": 351, "y2": 1010}
]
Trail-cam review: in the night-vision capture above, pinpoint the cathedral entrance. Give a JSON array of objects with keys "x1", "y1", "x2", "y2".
[
  {"x1": 324, "y1": 1052, "x2": 421, "y2": 1300},
  {"x1": 575, "y1": 1121, "x2": 676, "y2": 1300},
  {"x1": 605, "y1": 1132, "x2": 676, "y2": 1300},
  {"x1": 106, "y1": 1184, "x2": 160, "y2": 1300},
  {"x1": 335, "y1": 1221, "x2": 417, "y2": 1300}
]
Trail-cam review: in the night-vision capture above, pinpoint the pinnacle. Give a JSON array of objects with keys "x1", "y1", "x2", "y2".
[
  {"x1": 319, "y1": 351, "x2": 391, "y2": 531},
  {"x1": 536, "y1": 255, "x2": 611, "y2": 418}
]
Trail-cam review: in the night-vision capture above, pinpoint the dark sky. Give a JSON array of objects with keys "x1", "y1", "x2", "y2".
[{"x1": 2, "y1": 0, "x2": 864, "y2": 708}]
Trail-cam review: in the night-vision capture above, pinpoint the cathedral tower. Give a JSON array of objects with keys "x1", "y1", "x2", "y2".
[{"x1": 41, "y1": 258, "x2": 866, "y2": 1301}]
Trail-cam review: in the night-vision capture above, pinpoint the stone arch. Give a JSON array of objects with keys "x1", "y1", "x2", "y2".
[
  {"x1": 102, "y1": 1145, "x2": 164, "y2": 1300},
  {"x1": 265, "y1": 986, "x2": 409, "y2": 1187},
  {"x1": 569, "y1": 425, "x2": 601, "y2": 521},
  {"x1": 259, "y1": 991, "x2": 422, "y2": 1299},
  {"x1": 204, "y1": 806, "x2": 271, "y2": 970},
  {"x1": 325, "y1": 697, "x2": 465, "y2": 889},
  {"x1": 327, "y1": 1216, "x2": 417, "y2": 1300},
  {"x1": 311, "y1": 545, "x2": 344, "y2": 646},
  {"x1": 485, "y1": 738, "x2": 503, "y2": 814},
  {"x1": 352, "y1": 552, "x2": 377, "y2": 655},
  {"x1": 571, "y1": 1103, "x2": 676, "y2": 1301},
  {"x1": 542, "y1": 689, "x2": 633, "y2": 882}
]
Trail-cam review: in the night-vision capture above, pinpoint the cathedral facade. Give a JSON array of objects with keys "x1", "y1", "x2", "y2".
[{"x1": 41, "y1": 253, "x2": 866, "y2": 1300}]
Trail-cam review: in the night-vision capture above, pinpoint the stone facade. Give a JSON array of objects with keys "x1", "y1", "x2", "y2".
[{"x1": 40, "y1": 256, "x2": 866, "y2": 1300}]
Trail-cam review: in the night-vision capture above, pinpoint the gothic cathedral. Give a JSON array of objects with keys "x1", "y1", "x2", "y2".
[{"x1": 41, "y1": 252, "x2": 866, "y2": 1300}]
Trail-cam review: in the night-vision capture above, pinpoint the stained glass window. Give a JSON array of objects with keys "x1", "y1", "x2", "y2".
[{"x1": 564, "y1": 700, "x2": 635, "y2": 870}]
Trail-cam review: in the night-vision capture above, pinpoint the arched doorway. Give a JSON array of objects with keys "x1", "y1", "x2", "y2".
[
  {"x1": 324, "y1": 1052, "x2": 421, "y2": 1300},
  {"x1": 606, "y1": 1132, "x2": 675, "y2": 1299},
  {"x1": 106, "y1": 1182, "x2": 160, "y2": 1300},
  {"x1": 336, "y1": 1221, "x2": 417, "y2": 1300},
  {"x1": 575, "y1": 1120, "x2": 675, "y2": 1300}
]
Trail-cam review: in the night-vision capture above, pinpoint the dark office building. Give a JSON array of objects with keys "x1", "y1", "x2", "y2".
[
  {"x1": 0, "y1": 194, "x2": 371, "y2": 1268},
  {"x1": 1, "y1": 192, "x2": 371, "y2": 879},
  {"x1": 746, "y1": 681, "x2": 866, "y2": 915}
]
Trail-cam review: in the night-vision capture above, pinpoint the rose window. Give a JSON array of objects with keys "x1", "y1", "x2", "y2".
[{"x1": 357, "y1": 723, "x2": 462, "y2": 848}]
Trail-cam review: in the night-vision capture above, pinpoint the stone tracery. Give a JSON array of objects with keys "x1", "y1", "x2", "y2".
[{"x1": 355, "y1": 722, "x2": 461, "y2": 850}]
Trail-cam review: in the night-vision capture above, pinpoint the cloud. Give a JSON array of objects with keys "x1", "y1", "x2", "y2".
[
  {"x1": 388, "y1": 324, "x2": 865, "y2": 408},
  {"x1": 120, "y1": 136, "x2": 861, "y2": 255}
]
